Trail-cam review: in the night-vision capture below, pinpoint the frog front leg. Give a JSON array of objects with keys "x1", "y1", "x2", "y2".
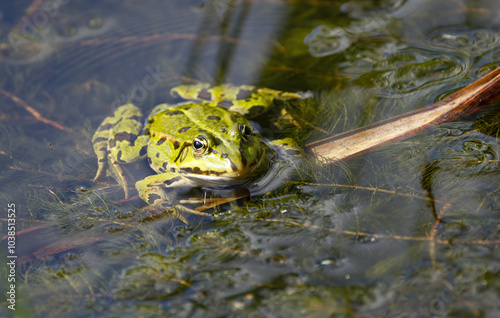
[
  {"x1": 92, "y1": 103, "x2": 149, "y2": 198},
  {"x1": 170, "y1": 83, "x2": 310, "y2": 118},
  {"x1": 136, "y1": 172, "x2": 210, "y2": 221}
]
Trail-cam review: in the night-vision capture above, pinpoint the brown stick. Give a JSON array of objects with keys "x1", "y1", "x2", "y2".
[
  {"x1": 0, "y1": 88, "x2": 73, "y2": 132},
  {"x1": 306, "y1": 68, "x2": 500, "y2": 161}
]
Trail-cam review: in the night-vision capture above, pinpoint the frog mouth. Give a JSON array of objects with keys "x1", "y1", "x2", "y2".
[
  {"x1": 178, "y1": 168, "x2": 247, "y2": 187},
  {"x1": 179, "y1": 150, "x2": 272, "y2": 185}
]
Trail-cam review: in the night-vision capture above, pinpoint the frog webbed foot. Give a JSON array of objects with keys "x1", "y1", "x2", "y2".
[{"x1": 135, "y1": 173, "x2": 211, "y2": 224}]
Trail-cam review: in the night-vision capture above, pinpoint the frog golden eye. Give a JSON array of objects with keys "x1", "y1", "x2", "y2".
[
  {"x1": 239, "y1": 124, "x2": 252, "y2": 137},
  {"x1": 193, "y1": 135, "x2": 208, "y2": 155}
]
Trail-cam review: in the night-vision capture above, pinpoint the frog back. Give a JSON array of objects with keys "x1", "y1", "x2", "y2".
[{"x1": 146, "y1": 102, "x2": 247, "y2": 142}]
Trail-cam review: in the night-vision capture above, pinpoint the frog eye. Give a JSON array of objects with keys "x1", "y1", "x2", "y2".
[
  {"x1": 239, "y1": 124, "x2": 252, "y2": 138},
  {"x1": 193, "y1": 135, "x2": 208, "y2": 155}
]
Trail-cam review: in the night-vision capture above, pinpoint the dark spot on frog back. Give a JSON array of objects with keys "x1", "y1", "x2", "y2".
[
  {"x1": 178, "y1": 126, "x2": 191, "y2": 134},
  {"x1": 198, "y1": 89, "x2": 212, "y2": 100},
  {"x1": 110, "y1": 132, "x2": 137, "y2": 148},
  {"x1": 166, "y1": 110, "x2": 183, "y2": 116},
  {"x1": 114, "y1": 132, "x2": 136, "y2": 142},
  {"x1": 218, "y1": 100, "x2": 234, "y2": 108},
  {"x1": 236, "y1": 88, "x2": 256, "y2": 100},
  {"x1": 207, "y1": 116, "x2": 221, "y2": 121},
  {"x1": 156, "y1": 137, "x2": 166, "y2": 145}
]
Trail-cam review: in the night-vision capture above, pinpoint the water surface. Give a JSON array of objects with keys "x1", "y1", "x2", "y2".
[{"x1": 1, "y1": 0, "x2": 500, "y2": 317}]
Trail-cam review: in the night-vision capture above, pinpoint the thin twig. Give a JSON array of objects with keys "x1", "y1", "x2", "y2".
[
  {"x1": 296, "y1": 182, "x2": 447, "y2": 205},
  {"x1": 258, "y1": 218, "x2": 500, "y2": 245},
  {"x1": 0, "y1": 88, "x2": 73, "y2": 132}
]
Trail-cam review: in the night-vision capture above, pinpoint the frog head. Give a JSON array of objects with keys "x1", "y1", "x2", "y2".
[
  {"x1": 147, "y1": 103, "x2": 274, "y2": 187},
  {"x1": 178, "y1": 120, "x2": 273, "y2": 185}
]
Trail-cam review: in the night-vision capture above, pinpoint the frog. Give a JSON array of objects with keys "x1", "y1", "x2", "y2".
[{"x1": 92, "y1": 83, "x2": 308, "y2": 220}]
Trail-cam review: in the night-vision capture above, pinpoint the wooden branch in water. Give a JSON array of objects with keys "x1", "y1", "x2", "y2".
[
  {"x1": 306, "y1": 68, "x2": 500, "y2": 162},
  {"x1": 0, "y1": 88, "x2": 73, "y2": 132}
]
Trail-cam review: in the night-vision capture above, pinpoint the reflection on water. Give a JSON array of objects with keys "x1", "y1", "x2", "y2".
[{"x1": 1, "y1": 0, "x2": 500, "y2": 317}]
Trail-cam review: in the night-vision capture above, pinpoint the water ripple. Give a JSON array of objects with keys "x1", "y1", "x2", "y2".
[
  {"x1": 304, "y1": 25, "x2": 352, "y2": 57},
  {"x1": 427, "y1": 27, "x2": 500, "y2": 56}
]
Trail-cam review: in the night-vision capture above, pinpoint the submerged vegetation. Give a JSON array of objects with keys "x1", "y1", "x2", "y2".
[{"x1": 1, "y1": 0, "x2": 500, "y2": 317}]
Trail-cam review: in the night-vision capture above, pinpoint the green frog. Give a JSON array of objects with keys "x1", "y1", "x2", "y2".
[{"x1": 92, "y1": 83, "x2": 307, "y2": 219}]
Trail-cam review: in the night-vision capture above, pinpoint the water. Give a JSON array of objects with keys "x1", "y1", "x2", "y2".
[{"x1": 1, "y1": 0, "x2": 500, "y2": 317}]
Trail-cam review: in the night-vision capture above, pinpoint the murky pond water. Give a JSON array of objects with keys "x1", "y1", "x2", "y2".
[{"x1": 1, "y1": 0, "x2": 500, "y2": 317}]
